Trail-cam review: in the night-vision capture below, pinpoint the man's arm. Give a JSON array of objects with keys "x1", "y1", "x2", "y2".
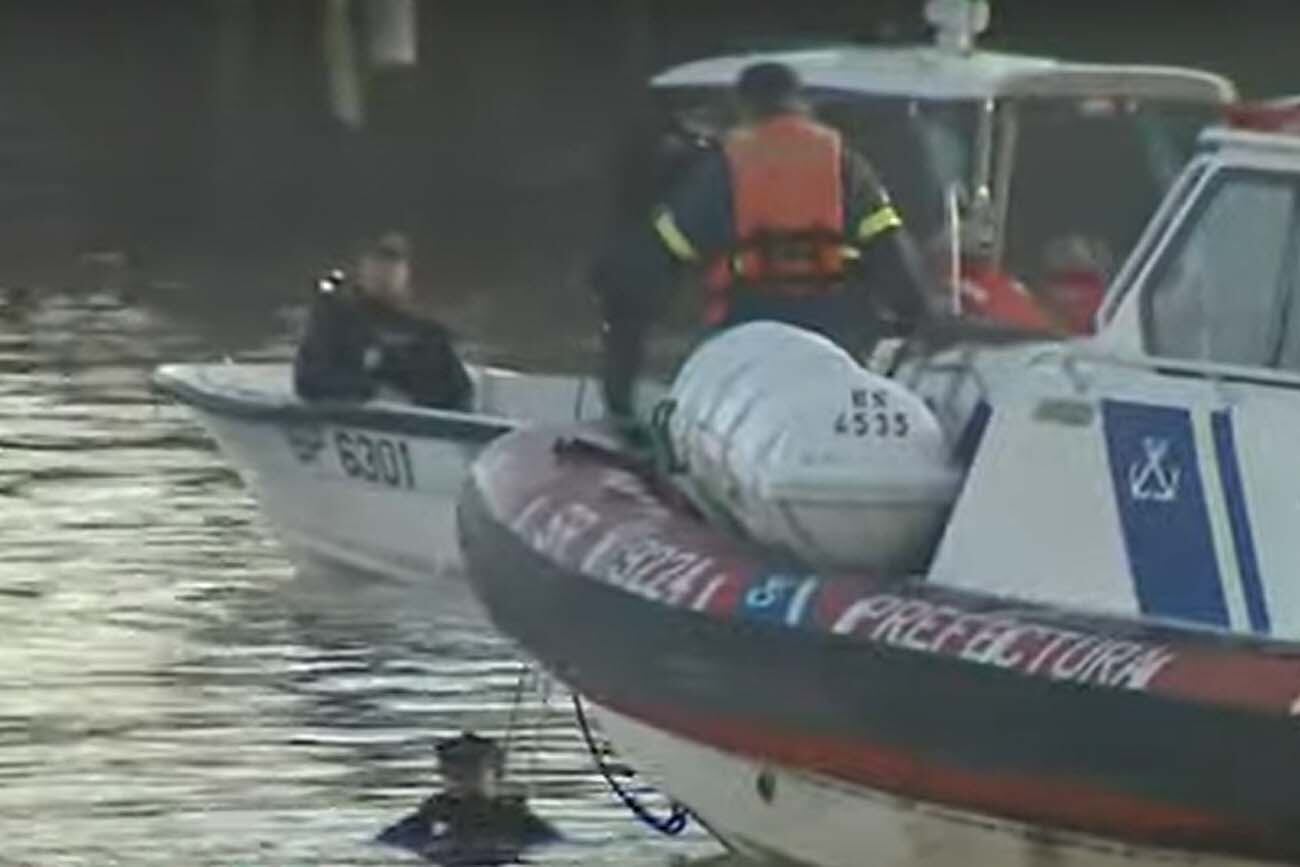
[
  {"x1": 842, "y1": 150, "x2": 937, "y2": 331},
  {"x1": 387, "y1": 323, "x2": 475, "y2": 411},
  {"x1": 293, "y1": 286, "x2": 376, "y2": 402},
  {"x1": 594, "y1": 150, "x2": 733, "y2": 418}
]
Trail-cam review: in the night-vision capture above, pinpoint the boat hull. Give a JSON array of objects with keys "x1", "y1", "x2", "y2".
[
  {"x1": 592, "y1": 704, "x2": 1260, "y2": 867},
  {"x1": 460, "y1": 424, "x2": 1300, "y2": 867},
  {"x1": 195, "y1": 407, "x2": 489, "y2": 580},
  {"x1": 155, "y1": 363, "x2": 513, "y2": 580}
]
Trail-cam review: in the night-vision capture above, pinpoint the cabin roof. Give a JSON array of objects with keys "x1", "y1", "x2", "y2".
[{"x1": 652, "y1": 46, "x2": 1237, "y2": 105}]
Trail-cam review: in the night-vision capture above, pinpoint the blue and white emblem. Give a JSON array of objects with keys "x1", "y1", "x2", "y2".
[
  {"x1": 1102, "y1": 401, "x2": 1228, "y2": 628},
  {"x1": 1127, "y1": 436, "x2": 1181, "y2": 503}
]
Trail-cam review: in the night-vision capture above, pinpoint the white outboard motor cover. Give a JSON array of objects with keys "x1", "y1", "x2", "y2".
[{"x1": 666, "y1": 322, "x2": 963, "y2": 573}]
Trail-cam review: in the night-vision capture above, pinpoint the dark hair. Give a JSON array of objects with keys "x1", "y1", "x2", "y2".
[{"x1": 736, "y1": 62, "x2": 803, "y2": 116}]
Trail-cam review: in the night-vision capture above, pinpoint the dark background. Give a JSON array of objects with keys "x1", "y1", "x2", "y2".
[{"x1": 0, "y1": 1, "x2": 1295, "y2": 337}]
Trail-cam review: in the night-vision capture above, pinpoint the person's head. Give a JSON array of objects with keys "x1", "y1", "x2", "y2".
[
  {"x1": 354, "y1": 231, "x2": 412, "y2": 306},
  {"x1": 436, "y1": 732, "x2": 504, "y2": 799},
  {"x1": 735, "y1": 62, "x2": 806, "y2": 121}
]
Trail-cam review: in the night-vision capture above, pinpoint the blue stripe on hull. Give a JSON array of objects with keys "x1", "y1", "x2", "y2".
[
  {"x1": 1210, "y1": 411, "x2": 1271, "y2": 634},
  {"x1": 952, "y1": 400, "x2": 992, "y2": 466},
  {"x1": 1101, "y1": 401, "x2": 1229, "y2": 628}
]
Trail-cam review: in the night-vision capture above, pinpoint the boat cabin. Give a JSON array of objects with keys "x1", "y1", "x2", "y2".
[
  {"x1": 648, "y1": 0, "x2": 1236, "y2": 324},
  {"x1": 898, "y1": 116, "x2": 1300, "y2": 640}
]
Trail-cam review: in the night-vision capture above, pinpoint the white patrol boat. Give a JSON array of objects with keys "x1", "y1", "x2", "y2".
[{"x1": 460, "y1": 121, "x2": 1300, "y2": 867}]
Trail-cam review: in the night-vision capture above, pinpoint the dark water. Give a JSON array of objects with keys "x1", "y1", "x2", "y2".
[{"x1": 0, "y1": 291, "x2": 726, "y2": 866}]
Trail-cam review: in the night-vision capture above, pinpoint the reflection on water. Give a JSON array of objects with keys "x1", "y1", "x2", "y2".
[{"x1": 0, "y1": 290, "x2": 731, "y2": 865}]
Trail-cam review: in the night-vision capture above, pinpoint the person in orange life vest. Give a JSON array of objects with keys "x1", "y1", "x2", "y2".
[
  {"x1": 1037, "y1": 235, "x2": 1112, "y2": 335},
  {"x1": 592, "y1": 61, "x2": 934, "y2": 419}
]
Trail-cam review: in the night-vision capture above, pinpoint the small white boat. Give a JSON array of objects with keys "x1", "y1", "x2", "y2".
[{"x1": 151, "y1": 361, "x2": 617, "y2": 580}]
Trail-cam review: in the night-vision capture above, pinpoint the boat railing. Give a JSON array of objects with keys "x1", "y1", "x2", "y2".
[
  {"x1": 1027, "y1": 344, "x2": 1300, "y2": 400},
  {"x1": 894, "y1": 343, "x2": 993, "y2": 450},
  {"x1": 896, "y1": 337, "x2": 1300, "y2": 437},
  {"x1": 900, "y1": 343, "x2": 990, "y2": 399}
]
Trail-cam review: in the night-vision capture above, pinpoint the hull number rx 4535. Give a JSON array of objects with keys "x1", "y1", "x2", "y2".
[{"x1": 834, "y1": 388, "x2": 910, "y2": 439}]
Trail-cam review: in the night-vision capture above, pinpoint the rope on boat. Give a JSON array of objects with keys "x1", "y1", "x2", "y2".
[
  {"x1": 500, "y1": 665, "x2": 531, "y2": 765},
  {"x1": 501, "y1": 666, "x2": 557, "y2": 790},
  {"x1": 572, "y1": 693, "x2": 691, "y2": 837}
]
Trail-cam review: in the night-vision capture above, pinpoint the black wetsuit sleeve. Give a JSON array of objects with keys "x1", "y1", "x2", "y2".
[
  {"x1": 294, "y1": 291, "x2": 376, "y2": 402},
  {"x1": 593, "y1": 150, "x2": 732, "y2": 418},
  {"x1": 841, "y1": 149, "x2": 936, "y2": 332},
  {"x1": 656, "y1": 149, "x2": 734, "y2": 257},
  {"x1": 592, "y1": 225, "x2": 673, "y2": 418},
  {"x1": 375, "y1": 322, "x2": 474, "y2": 411}
]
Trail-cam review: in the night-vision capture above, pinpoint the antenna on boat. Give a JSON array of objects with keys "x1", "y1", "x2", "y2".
[{"x1": 924, "y1": 0, "x2": 990, "y2": 55}]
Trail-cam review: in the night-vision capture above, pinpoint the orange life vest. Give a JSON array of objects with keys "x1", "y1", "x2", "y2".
[{"x1": 703, "y1": 115, "x2": 846, "y2": 325}]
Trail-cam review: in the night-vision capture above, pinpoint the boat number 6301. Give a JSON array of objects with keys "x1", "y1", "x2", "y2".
[{"x1": 333, "y1": 430, "x2": 416, "y2": 489}]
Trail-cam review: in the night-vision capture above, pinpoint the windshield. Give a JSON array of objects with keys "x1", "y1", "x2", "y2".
[
  {"x1": 818, "y1": 97, "x2": 978, "y2": 243},
  {"x1": 1002, "y1": 98, "x2": 1218, "y2": 289}
]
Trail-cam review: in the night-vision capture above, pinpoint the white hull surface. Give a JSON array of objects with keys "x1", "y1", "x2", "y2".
[
  {"x1": 592, "y1": 705, "x2": 1260, "y2": 867},
  {"x1": 154, "y1": 362, "x2": 612, "y2": 580},
  {"x1": 195, "y1": 410, "x2": 473, "y2": 580}
]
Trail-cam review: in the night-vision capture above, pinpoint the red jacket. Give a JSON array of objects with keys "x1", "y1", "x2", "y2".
[
  {"x1": 959, "y1": 260, "x2": 1056, "y2": 332},
  {"x1": 1041, "y1": 268, "x2": 1105, "y2": 335}
]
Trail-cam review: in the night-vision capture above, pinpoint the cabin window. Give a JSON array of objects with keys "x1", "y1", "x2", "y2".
[
  {"x1": 1144, "y1": 171, "x2": 1300, "y2": 367},
  {"x1": 1004, "y1": 100, "x2": 1212, "y2": 291},
  {"x1": 1098, "y1": 160, "x2": 1209, "y2": 328},
  {"x1": 1268, "y1": 247, "x2": 1300, "y2": 371},
  {"x1": 816, "y1": 97, "x2": 979, "y2": 241}
]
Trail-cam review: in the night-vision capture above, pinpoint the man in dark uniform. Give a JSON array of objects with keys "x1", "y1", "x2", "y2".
[
  {"x1": 377, "y1": 732, "x2": 559, "y2": 864},
  {"x1": 594, "y1": 62, "x2": 934, "y2": 419},
  {"x1": 416, "y1": 733, "x2": 557, "y2": 844},
  {"x1": 294, "y1": 231, "x2": 474, "y2": 411}
]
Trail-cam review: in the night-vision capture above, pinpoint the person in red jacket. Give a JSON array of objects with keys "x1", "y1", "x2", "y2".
[
  {"x1": 1038, "y1": 234, "x2": 1112, "y2": 335},
  {"x1": 943, "y1": 190, "x2": 1061, "y2": 334},
  {"x1": 959, "y1": 254, "x2": 1060, "y2": 333}
]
